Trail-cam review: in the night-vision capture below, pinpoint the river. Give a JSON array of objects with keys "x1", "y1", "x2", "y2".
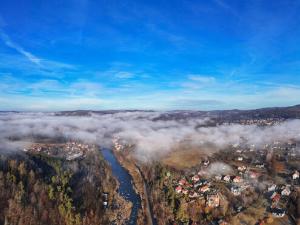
[{"x1": 102, "y1": 148, "x2": 142, "y2": 225}]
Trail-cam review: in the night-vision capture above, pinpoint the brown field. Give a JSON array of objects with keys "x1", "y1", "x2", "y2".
[{"x1": 160, "y1": 145, "x2": 215, "y2": 170}]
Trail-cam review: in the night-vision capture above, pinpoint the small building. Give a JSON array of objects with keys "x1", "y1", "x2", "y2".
[
  {"x1": 194, "y1": 182, "x2": 202, "y2": 188},
  {"x1": 178, "y1": 178, "x2": 187, "y2": 186},
  {"x1": 271, "y1": 208, "x2": 285, "y2": 217},
  {"x1": 199, "y1": 185, "x2": 210, "y2": 193},
  {"x1": 223, "y1": 175, "x2": 231, "y2": 182},
  {"x1": 292, "y1": 171, "x2": 299, "y2": 180},
  {"x1": 192, "y1": 175, "x2": 200, "y2": 182},
  {"x1": 233, "y1": 176, "x2": 242, "y2": 183},
  {"x1": 237, "y1": 166, "x2": 247, "y2": 172},
  {"x1": 255, "y1": 163, "x2": 265, "y2": 168},
  {"x1": 270, "y1": 192, "x2": 280, "y2": 203},
  {"x1": 249, "y1": 171, "x2": 259, "y2": 179},
  {"x1": 231, "y1": 186, "x2": 241, "y2": 196},
  {"x1": 103, "y1": 201, "x2": 108, "y2": 208},
  {"x1": 175, "y1": 186, "x2": 183, "y2": 194},
  {"x1": 281, "y1": 187, "x2": 291, "y2": 196},
  {"x1": 194, "y1": 179, "x2": 208, "y2": 188},
  {"x1": 267, "y1": 184, "x2": 277, "y2": 192}
]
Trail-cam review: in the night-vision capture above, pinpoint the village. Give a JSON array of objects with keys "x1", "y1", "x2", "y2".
[
  {"x1": 229, "y1": 118, "x2": 285, "y2": 126},
  {"x1": 169, "y1": 140, "x2": 300, "y2": 224},
  {"x1": 23, "y1": 141, "x2": 97, "y2": 160},
  {"x1": 111, "y1": 131, "x2": 300, "y2": 223}
]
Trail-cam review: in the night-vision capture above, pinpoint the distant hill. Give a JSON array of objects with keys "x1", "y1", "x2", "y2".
[
  {"x1": 3, "y1": 105, "x2": 300, "y2": 121},
  {"x1": 152, "y1": 104, "x2": 300, "y2": 121}
]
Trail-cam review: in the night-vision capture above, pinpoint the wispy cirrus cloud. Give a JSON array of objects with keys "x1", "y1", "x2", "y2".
[
  {"x1": 0, "y1": 53, "x2": 76, "y2": 79},
  {"x1": 181, "y1": 75, "x2": 216, "y2": 89},
  {"x1": 188, "y1": 75, "x2": 216, "y2": 83},
  {"x1": 0, "y1": 30, "x2": 76, "y2": 78},
  {"x1": 115, "y1": 71, "x2": 135, "y2": 79},
  {"x1": 213, "y1": 0, "x2": 240, "y2": 19},
  {"x1": 0, "y1": 75, "x2": 103, "y2": 98},
  {"x1": 0, "y1": 30, "x2": 42, "y2": 65}
]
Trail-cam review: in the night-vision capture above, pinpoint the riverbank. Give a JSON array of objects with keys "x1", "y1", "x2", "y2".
[{"x1": 112, "y1": 149, "x2": 155, "y2": 225}]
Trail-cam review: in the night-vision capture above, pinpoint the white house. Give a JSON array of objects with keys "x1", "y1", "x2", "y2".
[{"x1": 292, "y1": 171, "x2": 299, "y2": 180}]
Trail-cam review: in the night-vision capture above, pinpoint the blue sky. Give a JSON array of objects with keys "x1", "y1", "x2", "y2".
[{"x1": 0, "y1": 0, "x2": 300, "y2": 111}]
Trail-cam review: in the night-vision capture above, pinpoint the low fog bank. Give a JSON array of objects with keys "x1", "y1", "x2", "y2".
[{"x1": 0, "y1": 112, "x2": 300, "y2": 161}]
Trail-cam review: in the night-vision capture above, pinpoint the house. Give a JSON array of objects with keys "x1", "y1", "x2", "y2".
[
  {"x1": 292, "y1": 171, "x2": 299, "y2": 180},
  {"x1": 206, "y1": 194, "x2": 220, "y2": 208},
  {"x1": 192, "y1": 175, "x2": 200, "y2": 182},
  {"x1": 199, "y1": 185, "x2": 210, "y2": 193},
  {"x1": 270, "y1": 192, "x2": 280, "y2": 203},
  {"x1": 267, "y1": 184, "x2": 277, "y2": 192},
  {"x1": 195, "y1": 179, "x2": 209, "y2": 187},
  {"x1": 249, "y1": 171, "x2": 259, "y2": 179},
  {"x1": 223, "y1": 175, "x2": 231, "y2": 182},
  {"x1": 255, "y1": 163, "x2": 265, "y2": 168},
  {"x1": 178, "y1": 178, "x2": 187, "y2": 186},
  {"x1": 231, "y1": 186, "x2": 241, "y2": 196},
  {"x1": 175, "y1": 186, "x2": 183, "y2": 194},
  {"x1": 194, "y1": 182, "x2": 202, "y2": 188},
  {"x1": 281, "y1": 187, "x2": 291, "y2": 196},
  {"x1": 233, "y1": 176, "x2": 242, "y2": 183},
  {"x1": 237, "y1": 157, "x2": 243, "y2": 161},
  {"x1": 271, "y1": 208, "x2": 285, "y2": 217},
  {"x1": 103, "y1": 201, "x2": 108, "y2": 208},
  {"x1": 237, "y1": 166, "x2": 247, "y2": 172}
]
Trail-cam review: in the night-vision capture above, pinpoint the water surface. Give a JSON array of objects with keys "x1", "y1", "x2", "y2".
[{"x1": 102, "y1": 148, "x2": 141, "y2": 225}]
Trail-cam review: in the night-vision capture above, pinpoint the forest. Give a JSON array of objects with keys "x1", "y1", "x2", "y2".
[{"x1": 0, "y1": 150, "x2": 118, "y2": 225}]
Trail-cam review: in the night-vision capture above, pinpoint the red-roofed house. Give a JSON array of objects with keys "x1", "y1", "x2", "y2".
[{"x1": 175, "y1": 186, "x2": 183, "y2": 194}]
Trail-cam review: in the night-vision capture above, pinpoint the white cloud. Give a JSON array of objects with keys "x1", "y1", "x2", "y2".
[
  {"x1": 188, "y1": 75, "x2": 216, "y2": 83},
  {"x1": 181, "y1": 75, "x2": 216, "y2": 89},
  {"x1": 115, "y1": 71, "x2": 135, "y2": 79}
]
